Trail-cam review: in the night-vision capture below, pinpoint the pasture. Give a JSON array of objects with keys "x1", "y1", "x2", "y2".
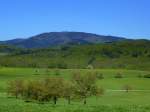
[{"x1": 0, "y1": 67, "x2": 150, "y2": 112}]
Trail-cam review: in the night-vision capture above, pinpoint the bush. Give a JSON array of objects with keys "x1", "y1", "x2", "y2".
[
  {"x1": 34, "y1": 69, "x2": 40, "y2": 75},
  {"x1": 143, "y1": 74, "x2": 150, "y2": 78},
  {"x1": 57, "y1": 63, "x2": 67, "y2": 69},
  {"x1": 137, "y1": 74, "x2": 143, "y2": 78},
  {"x1": 123, "y1": 85, "x2": 132, "y2": 92},
  {"x1": 54, "y1": 69, "x2": 60, "y2": 76},
  {"x1": 114, "y1": 73, "x2": 123, "y2": 78},
  {"x1": 96, "y1": 73, "x2": 104, "y2": 79}
]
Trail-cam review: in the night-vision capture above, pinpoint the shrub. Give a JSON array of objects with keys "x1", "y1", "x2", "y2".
[
  {"x1": 114, "y1": 73, "x2": 123, "y2": 78},
  {"x1": 143, "y1": 74, "x2": 150, "y2": 78},
  {"x1": 96, "y1": 72, "x2": 104, "y2": 79},
  {"x1": 137, "y1": 74, "x2": 143, "y2": 78},
  {"x1": 54, "y1": 69, "x2": 60, "y2": 76},
  {"x1": 57, "y1": 63, "x2": 67, "y2": 69},
  {"x1": 34, "y1": 69, "x2": 40, "y2": 75},
  {"x1": 123, "y1": 85, "x2": 132, "y2": 92}
]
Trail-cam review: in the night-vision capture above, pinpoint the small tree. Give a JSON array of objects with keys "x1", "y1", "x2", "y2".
[
  {"x1": 123, "y1": 85, "x2": 132, "y2": 93},
  {"x1": 72, "y1": 72, "x2": 102, "y2": 104},
  {"x1": 34, "y1": 69, "x2": 39, "y2": 75},
  {"x1": 7, "y1": 80, "x2": 25, "y2": 98},
  {"x1": 96, "y1": 72, "x2": 104, "y2": 79},
  {"x1": 54, "y1": 69, "x2": 60, "y2": 76},
  {"x1": 43, "y1": 77, "x2": 64, "y2": 105},
  {"x1": 62, "y1": 81, "x2": 75, "y2": 104}
]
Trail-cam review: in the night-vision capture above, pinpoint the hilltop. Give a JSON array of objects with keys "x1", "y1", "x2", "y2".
[{"x1": 0, "y1": 32, "x2": 125, "y2": 48}]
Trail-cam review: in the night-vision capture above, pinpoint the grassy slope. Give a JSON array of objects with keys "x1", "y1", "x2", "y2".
[{"x1": 0, "y1": 68, "x2": 150, "y2": 111}]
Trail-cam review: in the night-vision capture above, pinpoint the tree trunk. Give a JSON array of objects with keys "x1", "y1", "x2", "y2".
[
  {"x1": 68, "y1": 97, "x2": 71, "y2": 104},
  {"x1": 54, "y1": 96, "x2": 57, "y2": 105},
  {"x1": 15, "y1": 93, "x2": 18, "y2": 99},
  {"x1": 126, "y1": 89, "x2": 129, "y2": 93},
  {"x1": 84, "y1": 98, "x2": 87, "y2": 105}
]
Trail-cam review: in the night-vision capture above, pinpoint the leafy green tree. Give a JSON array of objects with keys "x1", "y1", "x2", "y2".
[
  {"x1": 43, "y1": 77, "x2": 65, "y2": 104},
  {"x1": 7, "y1": 80, "x2": 25, "y2": 98},
  {"x1": 72, "y1": 72, "x2": 102, "y2": 104},
  {"x1": 62, "y1": 81, "x2": 75, "y2": 104}
]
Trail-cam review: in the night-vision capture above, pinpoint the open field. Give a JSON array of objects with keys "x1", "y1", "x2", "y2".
[{"x1": 0, "y1": 68, "x2": 150, "y2": 112}]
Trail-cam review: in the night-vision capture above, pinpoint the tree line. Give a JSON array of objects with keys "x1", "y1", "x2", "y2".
[{"x1": 7, "y1": 72, "x2": 104, "y2": 105}]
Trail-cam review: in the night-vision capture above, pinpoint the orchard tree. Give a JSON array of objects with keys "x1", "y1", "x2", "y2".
[
  {"x1": 43, "y1": 77, "x2": 64, "y2": 105},
  {"x1": 7, "y1": 80, "x2": 25, "y2": 98},
  {"x1": 62, "y1": 81, "x2": 75, "y2": 104},
  {"x1": 72, "y1": 72, "x2": 102, "y2": 104}
]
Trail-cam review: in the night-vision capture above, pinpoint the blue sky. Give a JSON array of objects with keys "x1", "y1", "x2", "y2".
[{"x1": 0, "y1": 0, "x2": 150, "y2": 40}]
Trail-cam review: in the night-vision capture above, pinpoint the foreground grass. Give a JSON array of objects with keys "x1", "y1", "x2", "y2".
[
  {"x1": 0, "y1": 105, "x2": 150, "y2": 112},
  {"x1": 1, "y1": 93, "x2": 150, "y2": 112}
]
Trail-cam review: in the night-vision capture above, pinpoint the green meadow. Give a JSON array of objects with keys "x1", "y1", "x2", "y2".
[{"x1": 0, "y1": 68, "x2": 150, "y2": 112}]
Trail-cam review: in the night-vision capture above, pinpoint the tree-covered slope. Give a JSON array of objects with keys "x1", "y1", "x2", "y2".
[{"x1": 0, "y1": 40, "x2": 150, "y2": 70}]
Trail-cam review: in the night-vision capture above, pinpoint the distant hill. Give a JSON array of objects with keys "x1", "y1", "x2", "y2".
[
  {"x1": 0, "y1": 39, "x2": 150, "y2": 70},
  {"x1": 0, "y1": 32, "x2": 126, "y2": 48}
]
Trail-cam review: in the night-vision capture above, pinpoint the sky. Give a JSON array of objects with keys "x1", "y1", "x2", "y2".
[{"x1": 0, "y1": 0, "x2": 150, "y2": 40}]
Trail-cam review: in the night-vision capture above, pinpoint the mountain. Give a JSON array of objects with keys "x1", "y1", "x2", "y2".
[{"x1": 0, "y1": 32, "x2": 126, "y2": 48}]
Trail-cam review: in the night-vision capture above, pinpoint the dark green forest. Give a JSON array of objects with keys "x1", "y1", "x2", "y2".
[{"x1": 0, "y1": 40, "x2": 150, "y2": 70}]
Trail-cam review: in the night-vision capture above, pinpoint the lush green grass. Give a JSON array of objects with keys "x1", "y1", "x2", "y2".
[{"x1": 0, "y1": 68, "x2": 150, "y2": 112}]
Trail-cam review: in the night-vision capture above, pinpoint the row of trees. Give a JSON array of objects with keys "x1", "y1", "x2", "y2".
[{"x1": 7, "y1": 72, "x2": 104, "y2": 104}]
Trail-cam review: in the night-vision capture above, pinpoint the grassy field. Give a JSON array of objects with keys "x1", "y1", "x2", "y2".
[{"x1": 0, "y1": 68, "x2": 150, "y2": 112}]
